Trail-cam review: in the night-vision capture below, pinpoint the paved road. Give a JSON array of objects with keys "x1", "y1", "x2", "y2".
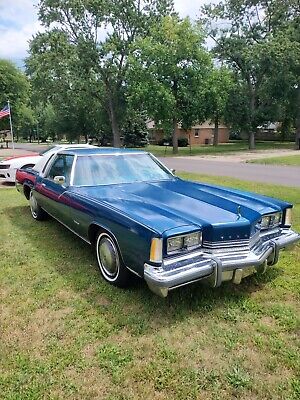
[
  {"x1": 13, "y1": 142, "x2": 50, "y2": 153},
  {"x1": 10, "y1": 143, "x2": 300, "y2": 187},
  {"x1": 160, "y1": 157, "x2": 300, "y2": 187}
]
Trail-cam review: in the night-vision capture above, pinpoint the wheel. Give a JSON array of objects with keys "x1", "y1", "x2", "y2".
[
  {"x1": 95, "y1": 232, "x2": 129, "y2": 287},
  {"x1": 29, "y1": 191, "x2": 47, "y2": 221}
]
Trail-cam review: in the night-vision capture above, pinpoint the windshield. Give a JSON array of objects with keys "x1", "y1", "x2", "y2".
[{"x1": 73, "y1": 154, "x2": 172, "y2": 186}]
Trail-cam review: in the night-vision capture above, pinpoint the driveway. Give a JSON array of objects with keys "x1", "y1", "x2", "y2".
[{"x1": 160, "y1": 157, "x2": 300, "y2": 187}]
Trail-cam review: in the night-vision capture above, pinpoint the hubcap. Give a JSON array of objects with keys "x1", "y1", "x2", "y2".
[
  {"x1": 29, "y1": 192, "x2": 38, "y2": 218},
  {"x1": 98, "y1": 236, "x2": 119, "y2": 277}
]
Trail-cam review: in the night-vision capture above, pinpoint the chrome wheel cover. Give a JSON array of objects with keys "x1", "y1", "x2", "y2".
[
  {"x1": 97, "y1": 235, "x2": 120, "y2": 279},
  {"x1": 29, "y1": 192, "x2": 38, "y2": 219}
]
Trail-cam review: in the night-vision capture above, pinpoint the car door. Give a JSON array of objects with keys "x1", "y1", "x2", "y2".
[{"x1": 36, "y1": 154, "x2": 74, "y2": 225}]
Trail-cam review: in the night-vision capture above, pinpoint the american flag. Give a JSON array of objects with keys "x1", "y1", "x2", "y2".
[{"x1": 0, "y1": 105, "x2": 10, "y2": 119}]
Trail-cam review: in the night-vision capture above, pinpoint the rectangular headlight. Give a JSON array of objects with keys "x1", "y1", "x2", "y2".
[
  {"x1": 167, "y1": 232, "x2": 202, "y2": 254},
  {"x1": 260, "y1": 215, "x2": 270, "y2": 229},
  {"x1": 184, "y1": 232, "x2": 202, "y2": 248},
  {"x1": 167, "y1": 236, "x2": 184, "y2": 253},
  {"x1": 284, "y1": 208, "x2": 292, "y2": 226},
  {"x1": 259, "y1": 212, "x2": 282, "y2": 230}
]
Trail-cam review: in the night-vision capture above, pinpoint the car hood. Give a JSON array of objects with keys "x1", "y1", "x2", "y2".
[
  {"x1": 72, "y1": 178, "x2": 291, "y2": 241},
  {"x1": 0, "y1": 154, "x2": 40, "y2": 166}
]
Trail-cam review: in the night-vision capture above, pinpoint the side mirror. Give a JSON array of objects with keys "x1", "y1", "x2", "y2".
[
  {"x1": 170, "y1": 168, "x2": 176, "y2": 175},
  {"x1": 54, "y1": 176, "x2": 66, "y2": 185}
]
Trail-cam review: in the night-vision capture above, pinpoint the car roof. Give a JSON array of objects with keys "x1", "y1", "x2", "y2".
[
  {"x1": 59, "y1": 147, "x2": 147, "y2": 156},
  {"x1": 57, "y1": 144, "x2": 98, "y2": 149}
]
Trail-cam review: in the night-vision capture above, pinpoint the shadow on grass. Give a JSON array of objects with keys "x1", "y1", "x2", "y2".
[{"x1": 7, "y1": 205, "x2": 283, "y2": 331}]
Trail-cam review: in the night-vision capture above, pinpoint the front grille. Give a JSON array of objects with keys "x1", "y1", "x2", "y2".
[
  {"x1": 203, "y1": 229, "x2": 282, "y2": 255},
  {"x1": 0, "y1": 165, "x2": 9, "y2": 169}
]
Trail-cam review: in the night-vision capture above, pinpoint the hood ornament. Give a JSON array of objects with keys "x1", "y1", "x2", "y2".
[{"x1": 237, "y1": 205, "x2": 242, "y2": 220}]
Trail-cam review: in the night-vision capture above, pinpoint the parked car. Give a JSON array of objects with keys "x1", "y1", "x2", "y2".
[
  {"x1": 1, "y1": 144, "x2": 97, "y2": 184},
  {"x1": 15, "y1": 144, "x2": 97, "y2": 195},
  {"x1": 0, "y1": 152, "x2": 40, "y2": 183},
  {"x1": 17, "y1": 148, "x2": 300, "y2": 297}
]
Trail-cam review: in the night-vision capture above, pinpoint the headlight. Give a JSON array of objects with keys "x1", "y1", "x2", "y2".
[
  {"x1": 259, "y1": 212, "x2": 282, "y2": 230},
  {"x1": 284, "y1": 208, "x2": 292, "y2": 226},
  {"x1": 167, "y1": 232, "x2": 202, "y2": 254},
  {"x1": 260, "y1": 215, "x2": 271, "y2": 229},
  {"x1": 167, "y1": 236, "x2": 183, "y2": 253},
  {"x1": 184, "y1": 232, "x2": 202, "y2": 248}
]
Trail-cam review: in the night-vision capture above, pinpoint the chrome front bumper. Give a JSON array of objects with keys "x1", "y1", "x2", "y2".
[{"x1": 144, "y1": 228, "x2": 300, "y2": 297}]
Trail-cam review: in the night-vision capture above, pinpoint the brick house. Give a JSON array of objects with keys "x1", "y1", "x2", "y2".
[{"x1": 148, "y1": 120, "x2": 230, "y2": 145}]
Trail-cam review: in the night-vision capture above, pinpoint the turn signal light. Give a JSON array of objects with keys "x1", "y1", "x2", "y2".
[
  {"x1": 150, "y1": 238, "x2": 162, "y2": 263},
  {"x1": 284, "y1": 208, "x2": 292, "y2": 227}
]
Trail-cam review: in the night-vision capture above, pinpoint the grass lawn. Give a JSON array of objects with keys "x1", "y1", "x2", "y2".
[
  {"x1": 248, "y1": 154, "x2": 300, "y2": 166},
  {"x1": 143, "y1": 141, "x2": 294, "y2": 157},
  {"x1": 0, "y1": 175, "x2": 299, "y2": 400}
]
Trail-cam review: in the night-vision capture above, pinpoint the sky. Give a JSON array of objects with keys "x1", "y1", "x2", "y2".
[{"x1": 0, "y1": 0, "x2": 209, "y2": 67}]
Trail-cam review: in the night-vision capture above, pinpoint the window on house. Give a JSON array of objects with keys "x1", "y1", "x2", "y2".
[{"x1": 194, "y1": 129, "x2": 199, "y2": 138}]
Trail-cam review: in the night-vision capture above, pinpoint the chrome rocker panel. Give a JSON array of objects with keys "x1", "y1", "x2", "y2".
[{"x1": 144, "y1": 228, "x2": 300, "y2": 297}]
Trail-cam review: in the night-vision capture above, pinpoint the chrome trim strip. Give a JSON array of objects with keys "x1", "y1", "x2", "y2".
[
  {"x1": 76, "y1": 151, "x2": 147, "y2": 157},
  {"x1": 126, "y1": 266, "x2": 142, "y2": 278},
  {"x1": 69, "y1": 154, "x2": 77, "y2": 186},
  {"x1": 164, "y1": 249, "x2": 204, "y2": 265}
]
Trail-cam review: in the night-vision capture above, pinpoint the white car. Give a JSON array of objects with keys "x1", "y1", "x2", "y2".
[{"x1": 0, "y1": 144, "x2": 97, "y2": 183}]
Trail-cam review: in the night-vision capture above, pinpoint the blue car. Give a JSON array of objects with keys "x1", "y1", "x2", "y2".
[{"x1": 17, "y1": 148, "x2": 300, "y2": 297}]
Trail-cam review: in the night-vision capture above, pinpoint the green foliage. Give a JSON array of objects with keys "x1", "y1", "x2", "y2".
[
  {"x1": 206, "y1": 67, "x2": 234, "y2": 145},
  {"x1": 128, "y1": 16, "x2": 212, "y2": 153},
  {"x1": 122, "y1": 111, "x2": 149, "y2": 147},
  {"x1": 201, "y1": 0, "x2": 300, "y2": 149},
  {"x1": 0, "y1": 59, "x2": 34, "y2": 137},
  {"x1": 27, "y1": 0, "x2": 175, "y2": 146}
]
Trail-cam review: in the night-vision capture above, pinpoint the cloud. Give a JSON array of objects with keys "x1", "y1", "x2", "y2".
[
  {"x1": 174, "y1": 0, "x2": 209, "y2": 20},
  {"x1": 0, "y1": 0, "x2": 42, "y2": 61},
  {"x1": 0, "y1": 0, "x2": 209, "y2": 63}
]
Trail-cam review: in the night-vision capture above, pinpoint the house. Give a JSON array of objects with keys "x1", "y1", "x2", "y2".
[{"x1": 147, "y1": 120, "x2": 230, "y2": 145}]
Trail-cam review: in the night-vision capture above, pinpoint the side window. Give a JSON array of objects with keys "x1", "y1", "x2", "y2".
[{"x1": 47, "y1": 155, "x2": 74, "y2": 185}]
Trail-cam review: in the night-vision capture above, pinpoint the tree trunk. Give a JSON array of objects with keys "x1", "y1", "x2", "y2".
[
  {"x1": 248, "y1": 81, "x2": 256, "y2": 150},
  {"x1": 213, "y1": 112, "x2": 219, "y2": 146},
  {"x1": 107, "y1": 91, "x2": 121, "y2": 148},
  {"x1": 172, "y1": 118, "x2": 178, "y2": 154},
  {"x1": 249, "y1": 131, "x2": 255, "y2": 150},
  {"x1": 295, "y1": 85, "x2": 300, "y2": 150}
]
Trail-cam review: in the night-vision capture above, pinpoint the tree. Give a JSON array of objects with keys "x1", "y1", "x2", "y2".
[
  {"x1": 28, "y1": 0, "x2": 174, "y2": 147},
  {"x1": 128, "y1": 17, "x2": 212, "y2": 154},
  {"x1": 16, "y1": 105, "x2": 36, "y2": 142},
  {"x1": 0, "y1": 59, "x2": 32, "y2": 136},
  {"x1": 206, "y1": 67, "x2": 233, "y2": 146},
  {"x1": 201, "y1": 0, "x2": 300, "y2": 149}
]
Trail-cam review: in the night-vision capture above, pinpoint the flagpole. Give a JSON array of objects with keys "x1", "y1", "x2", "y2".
[{"x1": 7, "y1": 100, "x2": 14, "y2": 150}]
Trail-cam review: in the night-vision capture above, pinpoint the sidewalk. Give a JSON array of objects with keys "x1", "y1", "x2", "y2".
[{"x1": 176, "y1": 149, "x2": 299, "y2": 163}]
